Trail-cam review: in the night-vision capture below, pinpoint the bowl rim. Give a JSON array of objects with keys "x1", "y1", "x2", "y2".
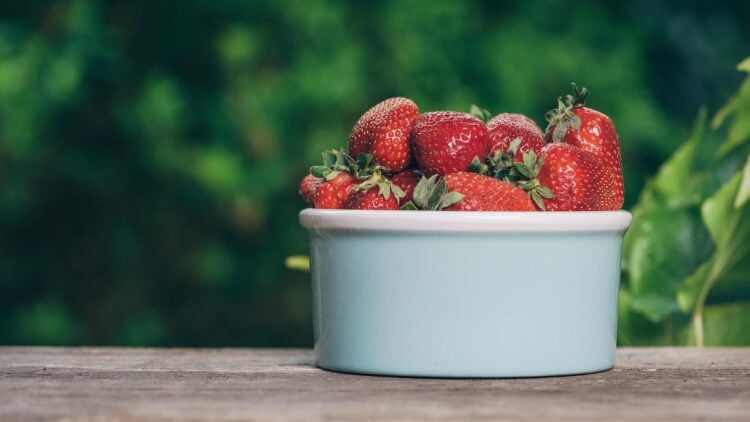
[{"x1": 299, "y1": 209, "x2": 632, "y2": 233}]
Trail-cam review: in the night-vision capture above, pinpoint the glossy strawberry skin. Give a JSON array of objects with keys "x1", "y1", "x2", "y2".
[
  {"x1": 349, "y1": 97, "x2": 419, "y2": 172},
  {"x1": 390, "y1": 170, "x2": 422, "y2": 204},
  {"x1": 412, "y1": 112, "x2": 490, "y2": 177},
  {"x1": 536, "y1": 143, "x2": 617, "y2": 211},
  {"x1": 545, "y1": 107, "x2": 624, "y2": 208},
  {"x1": 443, "y1": 172, "x2": 536, "y2": 211},
  {"x1": 344, "y1": 187, "x2": 400, "y2": 210},
  {"x1": 299, "y1": 174, "x2": 322, "y2": 205},
  {"x1": 312, "y1": 173, "x2": 357, "y2": 209},
  {"x1": 488, "y1": 113, "x2": 545, "y2": 162}
]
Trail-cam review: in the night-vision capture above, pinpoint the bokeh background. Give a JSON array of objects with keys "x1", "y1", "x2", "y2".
[{"x1": 1, "y1": 0, "x2": 749, "y2": 347}]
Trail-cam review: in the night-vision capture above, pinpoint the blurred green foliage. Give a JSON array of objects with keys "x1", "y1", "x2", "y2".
[
  {"x1": 620, "y1": 59, "x2": 750, "y2": 346},
  {"x1": 0, "y1": 0, "x2": 748, "y2": 346}
]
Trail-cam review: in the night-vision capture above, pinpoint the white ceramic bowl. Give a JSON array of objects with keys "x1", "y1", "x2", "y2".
[{"x1": 300, "y1": 209, "x2": 632, "y2": 377}]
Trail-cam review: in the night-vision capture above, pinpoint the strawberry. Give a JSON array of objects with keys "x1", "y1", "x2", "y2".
[
  {"x1": 544, "y1": 84, "x2": 624, "y2": 208},
  {"x1": 344, "y1": 170, "x2": 405, "y2": 210},
  {"x1": 487, "y1": 113, "x2": 545, "y2": 162},
  {"x1": 345, "y1": 187, "x2": 400, "y2": 210},
  {"x1": 305, "y1": 150, "x2": 360, "y2": 209},
  {"x1": 312, "y1": 172, "x2": 357, "y2": 209},
  {"x1": 399, "y1": 174, "x2": 462, "y2": 211},
  {"x1": 533, "y1": 143, "x2": 615, "y2": 211},
  {"x1": 403, "y1": 171, "x2": 535, "y2": 211},
  {"x1": 443, "y1": 172, "x2": 536, "y2": 211},
  {"x1": 390, "y1": 170, "x2": 422, "y2": 204},
  {"x1": 348, "y1": 97, "x2": 419, "y2": 172},
  {"x1": 299, "y1": 174, "x2": 321, "y2": 205},
  {"x1": 412, "y1": 112, "x2": 489, "y2": 176}
]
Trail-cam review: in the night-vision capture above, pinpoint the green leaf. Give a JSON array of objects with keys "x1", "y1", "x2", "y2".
[
  {"x1": 412, "y1": 176, "x2": 430, "y2": 207},
  {"x1": 529, "y1": 191, "x2": 544, "y2": 210},
  {"x1": 515, "y1": 163, "x2": 534, "y2": 179},
  {"x1": 735, "y1": 154, "x2": 750, "y2": 208},
  {"x1": 702, "y1": 301, "x2": 750, "y2": 345},
  {"x1": 400, "y1": 201, "x2": 417, "y2": 210},
  {"x1": 323, "y1": 170, "x2": 341, "y2": 181},
  {"x1": 427, "y1": 179, "x2": 447, "y2": 210},
  {"x1": 737, "y1": 56, "x2": 750, "y2": 73},
  {"x1": 568, "y1": 114, "x2": 581, "y2": 131},
  {"x1": 468, "y1": 156, "x2": 487, "y2": 174},
  {"x1": 537, "y1": 186, "x2": 554, "y2": 198},
  {"x1": 507, "y1": 137, "x2": 522, "y2": 156},
  {"x1": 469, "y1": 104, "x2": 492, "y2": 123},
  {"x1": 677, "y1": 171, "x2": 750, "y2": 314},
  {"x1": 714, "y1": 68, "x2": 750, "y2": 158},
  {"x1": 390, "y1": 184, "x2": 406, "y2": 199},
  {"x1": 310, "y1": 166, "x2": 330, "y2": 178},
  {"x1": 440, "y1": 191, "x2": 464, "y2": 208},
  {"x1": 378, "y1": 182, "x2": 390, "y2": 199},
  {"x1": 650, "y1": 109, "x2": 710, "y2": 205},
  {"x1": 624, "y1": 207, "x2": 713, "y2": 322},
  {"x1": 323, "y1": 151, "x2": 336, "y2": 167},
  {"x1": 552, "y1": 122, "x2": 567, "y2": 142},
  {"x1": 357, "y1": 153, "x2": 372, "y2": 171},
  {"x1": 702, "y1": 173, "x2": 746, "y2": 247}
]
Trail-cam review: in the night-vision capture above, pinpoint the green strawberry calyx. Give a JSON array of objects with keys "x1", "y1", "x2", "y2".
[
  {"x1": 469, "y1": 104, "x2": 493, "y2": 123},
  {"x1": 309, "y1": 150, "x2": 390, "y2": 181},
  {"x1": 545, "y1": 83, "x2": 589, "y2": 143},
  {"x1": 353, "y1": 169, "x2": 405, "y2": 201},
  {"x1": 401, "y1": 175, "x2": 464, "y2": 210},
  {"x1": 469, "y1": 137, "x2": 526, "y2": 184},
  {"x1": 468, "y1": 142, "x2": 555, "y2": 210},
  {"x1": 514, "y1": 151, "x2": 555, "y2": 210},
  {"x1": 353, "y1": 152, "x2": 391, "y2": 180}
]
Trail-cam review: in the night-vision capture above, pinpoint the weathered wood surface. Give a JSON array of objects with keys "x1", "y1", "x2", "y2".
[{"x1": 0, "y1": 347, "x2": 749, "y2": 421}]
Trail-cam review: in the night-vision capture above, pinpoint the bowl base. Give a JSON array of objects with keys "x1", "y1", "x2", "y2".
[{"x1": 315, "y1": 360, "x2": 614, "y2": 379}]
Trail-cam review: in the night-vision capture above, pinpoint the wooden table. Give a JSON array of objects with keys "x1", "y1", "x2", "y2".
[{"x1": 1, "y1": 347, "x2": 748, "y2": 421}]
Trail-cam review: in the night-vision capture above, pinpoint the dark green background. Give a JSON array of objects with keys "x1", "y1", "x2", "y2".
[{"x1": 1, "y1": 0, "x2": 748, "y2": 346}]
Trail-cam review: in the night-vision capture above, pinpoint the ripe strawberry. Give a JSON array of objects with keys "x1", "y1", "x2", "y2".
[
  {"x1": 312, "y1": 172, "x2": 357, "y2": 209},
  {"x1": 544, "y1": 84, "x2": 624, "y2": 208},
  {"x1": 304, "y1": 149, "x2": 360, "y2": 209},
  {"x1": 412, "y1": 112, "x2": 489, "y2": 176},
  {"x1": 488, "y1": 113, "x2": 545, "y2": 162},
  {"x1": 299, "y1": 174, "x2": 321, "y2": 205},
  {"x1": 443, "y1": 172, "x2": 536, "y2": 211},
  {"x1": 345, "y1": 170, "x2": 405, "y2": 210},
  {"x1": 390, "y1": 170, "x2": 422, "y2": 204},
  {"x1": 349, "y1": 97, "x2": 419, "y2": 172},
  {"x1": 534, "y1": 143, "x2": 617, "y2": 211},
  {"x1": 345, "y1": 187, "x2": 400, "y2": 210}
]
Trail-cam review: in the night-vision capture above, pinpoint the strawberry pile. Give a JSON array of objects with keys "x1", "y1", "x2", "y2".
[{"x1": 299, "y1": 85, "x2": 624, "y2": 211}]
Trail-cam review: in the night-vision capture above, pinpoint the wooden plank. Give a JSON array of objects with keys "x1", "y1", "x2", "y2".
[{"x1": 0, "y1": 347, "x2": 748, "y2": 421}]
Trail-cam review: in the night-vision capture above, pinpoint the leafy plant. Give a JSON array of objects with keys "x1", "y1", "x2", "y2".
[{"x1": 620, "y1": 58, "x2": 750, "y2": 346}]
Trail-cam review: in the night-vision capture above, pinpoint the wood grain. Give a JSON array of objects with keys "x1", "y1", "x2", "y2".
[{"x1": 1, "y1": 347, "x2": 748, "y2": 421}]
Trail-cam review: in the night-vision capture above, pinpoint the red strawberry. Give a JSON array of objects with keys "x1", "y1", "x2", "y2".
[
  {"x1": 299, "y1": 174, "x2": 322, "y2": 205},
  {"x1": 390, "y1": 170, "x2": 422, "y2": 204},
  {"x1": 443, "y1": 172, "x2": 536, "y2": 211},
  {"x1": 488, "y1": 113, "x2": 545, "y2": 162},
  {"x1": 349, "y1": 97, "x2": 419, "y2": 172},
  {"x1": 412, "y1": 112, "x2": 489, "y2": 176},
  {"x1": 545, "y1": 85, "x2": 624, "y2": 208},
  {"x1": 344, "y1": 171, "x2": 405, "y2": 210},
  {"x1": 345, "y1": 187, "x2": 400, "y2": 210},
  {"x1": 534, "y1": 143, "x2": 616, "y2": 211},
  {"x1": 312, "y1": 173, "x2": 357, "y2": 209}
]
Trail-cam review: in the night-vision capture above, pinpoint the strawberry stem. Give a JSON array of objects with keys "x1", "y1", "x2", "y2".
[{"x1": 545, "y1": 83, "x2": 589, "y2": 142}]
